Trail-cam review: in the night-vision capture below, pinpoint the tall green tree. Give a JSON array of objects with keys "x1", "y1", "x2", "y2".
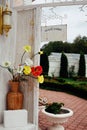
[
  {"x1": 40, "y1": 53, "x2": 49, "y2": 75},
  {"x1": 59, "y1": 52, "x2": 68, "y2": 78},
  {"x1": 78, "y1": 52, "x2": 86, "y2": 77}
]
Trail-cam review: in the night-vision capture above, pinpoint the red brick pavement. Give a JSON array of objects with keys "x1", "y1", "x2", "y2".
[{"x1": 39, "y1": 89, "x2": 87, "y2": 130}]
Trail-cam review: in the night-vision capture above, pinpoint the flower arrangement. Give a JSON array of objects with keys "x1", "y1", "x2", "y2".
[{"x1": 0, "y1": 45, "x2": 44, "y2": 83}]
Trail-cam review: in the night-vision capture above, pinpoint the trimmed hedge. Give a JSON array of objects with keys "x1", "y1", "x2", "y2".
[{"x1": 40, "y1": 81, "x2": 87, "y2": 100}]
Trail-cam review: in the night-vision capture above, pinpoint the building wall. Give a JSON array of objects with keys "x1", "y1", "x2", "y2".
[
  {"x1": 0, "y1": 7, "x2": 41, "y2": 128},
  {"x1": 48, "y1": 53, "x2": 87, "y2": 77},
  {"x1": 0, "y1": 10, "x2": 17, "y2": 123}
]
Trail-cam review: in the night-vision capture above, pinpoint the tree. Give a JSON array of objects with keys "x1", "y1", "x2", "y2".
[
  {"x1": 73, "y1": 35, "x2": 87, "y2": 53},
  {"x1": 73, "y1": 35, "x2": 81, "y2": 43},
  {"x1": 41, "y1": 41, "x2": 64, "y2": 56},
  {"x1": 59, "y1": 52, "x2": 68, "y2": 78},
  {"x1": 40, "y1": 53, "x2": 49, "y2": 75},
  {"x1": 78, "y1": 52, "x2": 86, "y2": 77},
  {"x1": 41, "y1": 35, "x2": 87, "y2": 55}
]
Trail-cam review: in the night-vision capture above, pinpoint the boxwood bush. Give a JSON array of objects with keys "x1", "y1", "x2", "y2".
[{"x1": 40, "y1": 78, "x2": 87, "y2": 100}]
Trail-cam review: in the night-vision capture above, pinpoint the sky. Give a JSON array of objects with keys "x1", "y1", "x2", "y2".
[{"x1": 41, "y1": 5, "x2": 87, "y2": 43}]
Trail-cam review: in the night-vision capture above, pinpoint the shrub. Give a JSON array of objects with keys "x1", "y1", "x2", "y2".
[
  {"x1": 78, "y1": 52, "x2": 86, "y2": 77},
  {"x1": 58, "y1": 78, "x2": 65, "y2": 83},
  {"x1": 40, "y1": 79, "x2": 87, "y2": 99},
  {"x1": 45, "y1": 102, "x2": 64, "y2": 114},
  {"x1": 40, "y1": 53, "x2": 49, "y2": 75},
  {"x1": 59, "y1": 52, "x2": 68, "y2": 78}
]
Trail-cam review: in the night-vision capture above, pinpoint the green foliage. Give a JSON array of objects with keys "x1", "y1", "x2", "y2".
[
  {"x1": 58, "y1": 78, "x2": 66, "y2": 83},
  {"x1": 45, "y1": 102, "x2": 64, "y2": 114},
  {"x1": 69, "y1": 65, "x2": 76, "y2": 78},
  {"x1": 59, "y1": 52, "x2": 68, "y2": 78},
  {"x1": 42, "y1": 41, "x2": 64, "y2": 56},
  {"x1": 40, "y1": 35, "x2": 87, "y2": 79},
  {"x1": 40, "y1": 77, "x2": 87, "y2": 99},
  {"x1": 40, "y1": 53, "x2": 49, "y2": 75},
  {"x1": 78, "y1": 52, "x2": 86, "y2": 77},
  {"x1": 41, "y1": 35, "x2": 87, "y2": 55}
]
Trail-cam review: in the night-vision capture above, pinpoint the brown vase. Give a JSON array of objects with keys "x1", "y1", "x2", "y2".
[{"x1": 6, "y1": 81, "x2": 24, "y2": 110}]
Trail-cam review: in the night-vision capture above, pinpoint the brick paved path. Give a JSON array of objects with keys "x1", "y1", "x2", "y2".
[{"x1": 39, "y1": 89, "x2": 87, "y2": 130}]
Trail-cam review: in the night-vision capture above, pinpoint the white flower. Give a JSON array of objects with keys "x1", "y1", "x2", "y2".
[
  {"x1": 3, "y1": 61, "x2": 11, "y2": 67},
  {"x1": 25, "y1": 58, "x2": 33, "y2": 66},
  {"x1": 17, "y1": 66, "x2": 24, "y2": 74}
]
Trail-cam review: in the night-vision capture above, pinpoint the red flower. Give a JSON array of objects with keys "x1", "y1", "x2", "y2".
[{"x1": 31, "y1": 66, "x2": 43, "y2": 77}]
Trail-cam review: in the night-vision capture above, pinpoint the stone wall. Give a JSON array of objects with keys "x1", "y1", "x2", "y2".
[{"x1": 48, "y1": 53, "x2": 87, "y2": 77}]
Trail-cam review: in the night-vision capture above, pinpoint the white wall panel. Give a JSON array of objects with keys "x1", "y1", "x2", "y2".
[{"x1": 48, "y1": 53, "x2": 87, "y2": 77}]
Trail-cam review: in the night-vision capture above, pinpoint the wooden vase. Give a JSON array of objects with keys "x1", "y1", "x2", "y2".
[{"x1": 6, "y1": 81, "x2": 24, "y2": 110}]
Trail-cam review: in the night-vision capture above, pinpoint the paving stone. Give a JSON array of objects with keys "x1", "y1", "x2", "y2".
[{"x1": 39, "y1": 89, "x2": 87, "y2": 130}]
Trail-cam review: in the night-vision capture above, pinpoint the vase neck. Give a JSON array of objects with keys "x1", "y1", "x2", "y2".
[{"x1": 9, "y1": 81, "x2": 20, "y2": 92}]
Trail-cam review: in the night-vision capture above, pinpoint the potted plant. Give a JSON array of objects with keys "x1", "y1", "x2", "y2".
[
  {"x1": 0, "y1": 45, "x2": 44, "y2": 110},
  {"x1": 42, "y1": 102, "x2": 73, "y2": 130}
]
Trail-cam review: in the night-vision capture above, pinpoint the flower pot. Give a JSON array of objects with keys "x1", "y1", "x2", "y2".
[
  {"x1": 6, "y1": 81, "x2": 24, "y2": 110},
  {"x1": 42, "y1": 107, "x2": 73, "y2": 130}
]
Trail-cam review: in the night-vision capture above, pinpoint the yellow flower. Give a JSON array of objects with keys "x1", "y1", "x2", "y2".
[
  {"x1": 39, "y1": 51, "x2": 43, "y2": 55},
  {"x1": 23, "y1": 65, "x2": 31, "y2": 75},
  {"x1": 38, "y1": 75, "x2": 44, "y2": 83},
  {"x1": 23, "y1": 45, "x2": 31, "y2": 52}
]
